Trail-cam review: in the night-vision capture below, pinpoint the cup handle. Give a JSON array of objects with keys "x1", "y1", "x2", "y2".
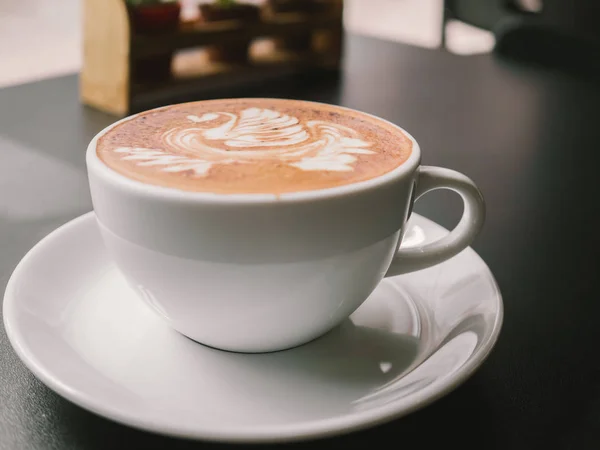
[{"x1": 385, "y1": 166, "x2": 486, "y2": 277}]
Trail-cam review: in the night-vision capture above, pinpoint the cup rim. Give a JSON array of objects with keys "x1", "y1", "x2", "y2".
[{"x1": 86, "y1": 99, "x2": 421, "y2": 205}]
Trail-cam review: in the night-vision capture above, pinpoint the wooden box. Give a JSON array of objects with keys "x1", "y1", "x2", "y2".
[{"x1": 81, "y1": 0, "x2": 344, "y2": 116}]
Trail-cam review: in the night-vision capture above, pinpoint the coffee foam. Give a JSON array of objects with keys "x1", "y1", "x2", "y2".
[{"x1": 96, "y1": 99, "x2": 413, "y2": 194}]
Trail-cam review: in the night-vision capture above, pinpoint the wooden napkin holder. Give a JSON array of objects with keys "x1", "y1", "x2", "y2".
[{"x1": 80, "y1": 0, "x2": 344, "y2": 116}]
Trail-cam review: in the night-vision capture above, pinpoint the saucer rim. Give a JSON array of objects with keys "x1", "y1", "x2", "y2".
[{"x1": 3, "y1": 212, "x2": 503, "y2": 443}]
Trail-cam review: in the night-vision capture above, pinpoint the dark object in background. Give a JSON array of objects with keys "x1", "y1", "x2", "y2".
[
  {"x1": 267, "y1": 0, "x2": 318, "y2": 13},
  {"x1": 494, "y1": 21, "x2": 600, "y2": 75},
  {"x1": 128, "y1": 1, "x2": 181, "y2": 33},
  {"x1": 266, "y1": 0, "x2": 317, "y2": 52},
  {"x1": 443, "y1": 0, "x2": 600, "y2": 75},
  {"x1": 199, "y1": 2, "x2": 261, "y2": 64},
  {"x1": 128, "y1": 0, "x2": 182, "y2": 82},
  {"x1": 264, "y1": 0, "x2": 339, "y2": 52}
]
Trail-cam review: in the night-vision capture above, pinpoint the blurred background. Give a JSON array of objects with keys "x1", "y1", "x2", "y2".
[{"x1": 0, "y1": 0, "x2": 498, "y2": 89}]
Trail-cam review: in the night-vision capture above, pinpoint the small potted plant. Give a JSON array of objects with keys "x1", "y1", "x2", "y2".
[
  {"x1": 127, "y1": 0, "x2": 182, "y2": 81},
  {"x1": 199, "y1": 0, "x2": 261, "y2": 63}
]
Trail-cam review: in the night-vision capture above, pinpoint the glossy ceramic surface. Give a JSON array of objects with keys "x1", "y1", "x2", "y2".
[
  {"x1": 3, "y1": 212, "x2": 502, "y2": 443},
  {"x1": 87, "y1": 106, "x2": 485, "y2": 352}
]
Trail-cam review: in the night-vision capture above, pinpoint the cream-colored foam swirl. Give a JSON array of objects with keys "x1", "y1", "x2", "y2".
[
  {"x1": 188, "y1": 107, "x2": 310, "y2": 148},
  {"x1": 115, "y1": 108, "x2": 375, "y2": 175}
]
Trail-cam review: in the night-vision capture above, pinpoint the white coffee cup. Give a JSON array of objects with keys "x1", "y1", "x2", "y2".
[{"x1": 86, "y1": 104, "x2": 485, "y2": 353}]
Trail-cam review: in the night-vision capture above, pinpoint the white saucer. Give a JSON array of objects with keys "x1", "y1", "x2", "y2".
[{"x1": 3, "y1": 212, "x2": 502, "y2": 443}]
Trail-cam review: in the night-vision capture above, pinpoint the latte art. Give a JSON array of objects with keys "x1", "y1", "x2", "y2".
[
  {"x1": 188, "y1": 107, "x2": 309, "y2": 147},
  {"x1": 96, "y1": 99, "x2": 413, "y2": 194},
  {"x1": 115, "y1": 107, "x2": 375, "y2": 176}
]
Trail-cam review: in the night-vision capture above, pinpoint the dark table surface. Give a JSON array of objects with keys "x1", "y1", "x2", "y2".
[{"x1": 1, "y1": 34, "x2": 600, "y2": 450}]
